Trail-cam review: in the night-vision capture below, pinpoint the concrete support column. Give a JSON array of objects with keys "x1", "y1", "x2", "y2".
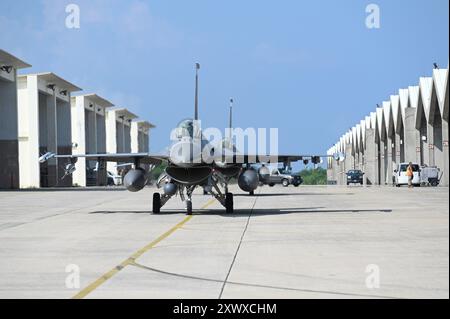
[
  {"x1": 18, "y1": 76, "x2": 41, "y2": 188},
  {"x1": 395, "y1": 133, "x2": 401, "y2": 167},
  {"x1": 432, "y1": 121, "x2": 444, "y2": 174},
  {"x1": 333, "y1": 162, "x2": 338, "y2": 185},
  {"x1": 404, "y1": 108, "x2": 417, "y2": 163},
  {"x1": 364, "y1": 129, "x2": 377, "y2": 185},
  {"x1": 71, "y1": 97, "x2": 87, "y2": 187},
  {"x1": 344, "y1": 143, "x2": 352, "y2": 185},
  {"x1": 379, "y1": 139, "x2": 386, "y2": 185},
  {"x1": 386, "y1": 136, "x2": 393, "y2": 185},
  {"x1": 427, "y1": 123, "x2": 435, "y2": 166},
  {"x1": 339, "y1": 161, "x2": 345, "y2": 185},
  {"x1": 442, "y1": 119, "x2": 449, "y2": 186},
  {"x1": 359, "y1": 151, "x2": 364, "y2": 172}
]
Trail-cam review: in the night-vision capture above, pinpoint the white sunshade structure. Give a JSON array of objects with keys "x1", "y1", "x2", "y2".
[
  {"x1": 17, "y1": 72, "x2": 82, "y2": 188},
  {"x1": 106, "y1": 107, "x2": 138, "y2": 175},
  {"x1": 131, "y1": 119, "x2": 155, "y2": 153},
  {"x1": 0, "y1": 49, "x2": 31, "y2": 189},
  {"x1": 71, "y1": 93, "x2": 114, "y2": 186}
]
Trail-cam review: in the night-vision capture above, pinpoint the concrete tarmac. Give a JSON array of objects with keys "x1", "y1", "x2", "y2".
[{"x1": 0, "y1": 185, "x2": 448, "y2": 299}]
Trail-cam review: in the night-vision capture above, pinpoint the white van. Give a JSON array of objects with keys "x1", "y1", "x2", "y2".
[{"x1": 394, "y1": 163, "x2": 421, "y2": 187}]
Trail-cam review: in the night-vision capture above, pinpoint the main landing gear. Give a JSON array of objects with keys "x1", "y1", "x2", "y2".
[{"x1": 152, "y1": 179, "x2": 234, "y2": 215}]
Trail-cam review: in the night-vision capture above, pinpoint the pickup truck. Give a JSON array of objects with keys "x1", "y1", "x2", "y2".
[{"x1": 259, "y1": 168, "x2": 303, "y2": 187}]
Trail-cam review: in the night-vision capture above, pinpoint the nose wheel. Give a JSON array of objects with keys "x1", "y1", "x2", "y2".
[
  {"x1": 152, "y1": 193, "x2": 161, "y2": 214},
  {"x1": 225, "y1": 192, "x2": 234, "y2": 214},
  {"x1": 186, "y1": 200, "x2": 193, "y2": 215}
]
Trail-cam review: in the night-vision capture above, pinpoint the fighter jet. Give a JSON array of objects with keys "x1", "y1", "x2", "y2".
[{"x1": 40, "y1": 64, "x2": 343, "y2": 215}]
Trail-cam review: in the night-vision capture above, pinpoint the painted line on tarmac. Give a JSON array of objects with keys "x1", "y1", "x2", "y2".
[{"x1": 72, "y1": 198, "x2": 216, "y2": 299}]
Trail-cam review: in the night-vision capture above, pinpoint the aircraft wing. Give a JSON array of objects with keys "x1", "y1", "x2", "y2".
[
  {"x1": 42, "y1": 153, "x2": 169, "y2": 166},
  {"x1": 227, "y1": 154, "x2": 334, "y2": 165}
]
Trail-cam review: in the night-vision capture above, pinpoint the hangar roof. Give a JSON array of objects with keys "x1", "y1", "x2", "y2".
[
  {"x1": 408, "y1": 86, "x2": 420, "y2": 109},
  {"x1": 419, "y1": 77, "x2": 433, "y2": 121},
  {"x1": 370, "y1": 112, "x2": 377, "y2": 131},
  {"x1": 383, "y1": 101, "x2": 393, "y2": 135},
  {"x1": 22, "y1": 72, "x2": 82, "y2": 92},
  {"x1": 0, "y1": 49, "x2": 31, "y2": 69},
  {"x1": 376, "y1": 107, "x2": 385, "y2": 137},
  {"x1": 79, "y1": 94, "x2": 114, "y2": 108},
  {"x1": 109, "y1": 107, "x2": 138, "y2": 120},
  {"x1": 133, "y1": 119, "x2": 156, "y2": 130},
  {"x1": 390, "y1": 95, "x2": 400, "y2": 132},
  {"x1": 399, "y1": 88, "x2": 409, "y2": 124},
  {"x1": 433, "y1": 68, "x2": 448, "y2": 114}
]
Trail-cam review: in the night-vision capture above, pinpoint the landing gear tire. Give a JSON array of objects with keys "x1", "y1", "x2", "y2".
[
  {"x1": 186, "y1": 201, "x2": 193, "y2": 215},
  {"x1": 225, "y1": 192, "x2": 234, "y2": 214},
  {"x1": 152, "y1": 193, "x2": 161, "y2": 214},
  {"x1": 282, "y1": 179, "x2": 289, "y2": 187}
]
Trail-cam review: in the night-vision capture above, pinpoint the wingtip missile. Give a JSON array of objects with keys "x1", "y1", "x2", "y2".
[{"x1": 39, "y1": 152, "x2": 56, "y2": 163}]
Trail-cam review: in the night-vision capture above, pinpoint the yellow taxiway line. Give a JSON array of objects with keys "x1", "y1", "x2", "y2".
[{"x1": 72, "y1": 198, "x2": 216, "y2": 299}]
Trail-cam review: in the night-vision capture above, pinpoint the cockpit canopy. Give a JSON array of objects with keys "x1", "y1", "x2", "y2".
[
  {"x1": 174, "y1": 119, "x2": 202, "y2": 140},
  {"x1": 177, "y1": 119, "x2": 194, "y2": 138}
]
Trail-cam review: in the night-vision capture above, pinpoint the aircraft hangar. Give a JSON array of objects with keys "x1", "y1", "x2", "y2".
[
  {"x1": 105, "y1": 107, "x2": 138, "y2": 177},
  {"x1": 17, "y1": 72, "x2": 82, "y2": 188},
  {"x1": 71, "y1": 94, "x2": 114, "y2": 187},
  {"x1": 0, "y1": 50, "x2": 31, "y2": 189},
  {"x1": 0, "y1": 48, "x2": 155, "y2": 189},
  {"x1": 131, "y1": 120, "x2": 154, "y2": 154},
  {"x1": 327, "y1": 64, "x2": 449, "y2": 187}
]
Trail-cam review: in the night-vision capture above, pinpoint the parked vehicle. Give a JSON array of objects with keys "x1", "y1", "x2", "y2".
[
  {"x1": 107, "y1": 171, "x2": 122, "y2": 186},
  {"x1": 346, "y1": 169, "x2": 364, "y2": 185},
  {"x1": 86, "y1": 168, "x2": 118, "y2": 186},
  {"x1": 259, "y1": 168, "x2": 303, "y2": 187},
  {"x1": 394, "y1": 163, "x2": 421, "y2": 187}
]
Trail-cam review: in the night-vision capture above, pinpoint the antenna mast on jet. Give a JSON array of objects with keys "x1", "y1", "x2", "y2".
[
  {"x1": 229, "y1": 97, "x2": 234, "y2": 141},
  {"x1": 194, "y1": 63, "x2": 200, "y2": 121}
]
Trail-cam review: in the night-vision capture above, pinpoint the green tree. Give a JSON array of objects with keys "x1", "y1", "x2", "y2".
[
  {"x1": 299, "y1": 167, "x2": 327, "y2": 185},
  {"x1": 149, "y1": 163, "x2": 167, "y2": 181}
]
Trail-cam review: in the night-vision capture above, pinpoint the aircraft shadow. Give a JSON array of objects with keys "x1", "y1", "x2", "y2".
[
  {"x1": 0, "y1": 187, "x2": 127, "y2": 193},
  {"x1": 90, "y1": 207, "x2": 392, "y2": 216},
  {"x1": 234, "y1": 192, "x2": 355, "y2": 197}
]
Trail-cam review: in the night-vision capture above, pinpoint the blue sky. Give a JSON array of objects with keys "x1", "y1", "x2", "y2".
[{"x1": 1, "y1": 0, "x2": 448, "y2": 159}]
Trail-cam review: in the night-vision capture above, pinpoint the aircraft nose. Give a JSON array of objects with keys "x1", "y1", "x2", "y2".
[{"x1": 170, "y1": 140, "x2": 202, "y2": 166}]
